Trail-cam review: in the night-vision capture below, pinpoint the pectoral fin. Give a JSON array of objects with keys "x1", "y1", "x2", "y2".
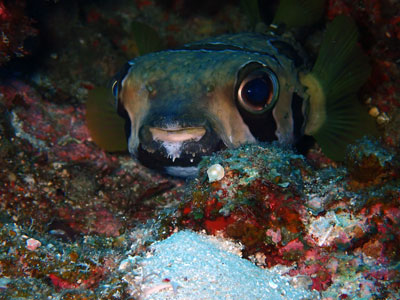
[
  {"x1": 86, "y1": 87, "x2": 128, "y2": 152},
  {"x1": 301, "y1": 15, "x2": 378, "y2": 161}
]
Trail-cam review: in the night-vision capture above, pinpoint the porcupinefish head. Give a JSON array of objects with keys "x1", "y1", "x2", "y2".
[{"x1": 112, "y1": 33, "x2": 309, "y2": 177}]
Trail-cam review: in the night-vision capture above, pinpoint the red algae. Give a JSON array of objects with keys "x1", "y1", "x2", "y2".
[
  {"x1": 179, "y1": 147, "x2": 311, "y2": 267},
  {"x1": 58, "y1": 206, "x2": 123, "y2": 237}
]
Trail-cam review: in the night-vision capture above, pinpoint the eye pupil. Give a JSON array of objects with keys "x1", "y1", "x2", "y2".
[
  {"x1": 237, "y1": 66, "x2": 279, "y2": 114},
  {"x1": 242, "y1": 77, "x2": 271, "y2": 107}
]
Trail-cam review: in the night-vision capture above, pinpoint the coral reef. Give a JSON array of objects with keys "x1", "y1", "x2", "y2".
[
  {"x1": 177, "y1": 141, "x2": 400, "y2": 297},
  {"x1": 0, "y1": 0, "x2": 399, "y2": 299},
  {"x1": 345, "y1": 136, "x2": 398, "y2": 186}
]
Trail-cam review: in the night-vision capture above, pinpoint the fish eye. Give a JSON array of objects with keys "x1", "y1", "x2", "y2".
[{"x1": 237, "y1": 68, "x2": 279, "y2": 114}]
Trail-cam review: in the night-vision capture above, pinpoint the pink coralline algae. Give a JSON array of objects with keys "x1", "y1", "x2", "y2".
[
  {"x1": 0, "y1": 0, "x2": 37, "y2": 65},
  {"x1": 57, "y1": 206, "x2": 123, "y2": 237},
  {"x1": 0, "y1": 80, "x2": 115, "y2": 165}
]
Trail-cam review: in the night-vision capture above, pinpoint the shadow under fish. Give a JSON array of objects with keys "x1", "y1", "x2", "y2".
[{"x1": 86, "y1": 0, "x2": 377, "y2": 177}]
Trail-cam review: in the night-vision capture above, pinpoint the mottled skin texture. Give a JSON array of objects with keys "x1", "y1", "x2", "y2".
[{"x1": 116, "y1": 33, "x2": 309, "y2": 175}]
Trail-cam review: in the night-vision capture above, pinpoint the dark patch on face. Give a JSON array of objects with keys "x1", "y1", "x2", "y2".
[
  {"x1": 112, "y1": 62, "x2": 132, "y2": 101},
  {"x1": 116, "y1": 101, "x2": 132, "y2": 142},
  {"x1": 291, "y1": 92, "x2": 314, "y2": 155},
  {"x1": 270, "y1": 40, "x2": 304, "y2": 68},
  {"x1": 291, "y1": 92, "x2": 305, "y2": 142},
  {"x1": 113, "y1": 62, "x2": 134, "y2": 142},
  {"x1": 236, "y1": 106, "x2": 278, "y2": 142},
  {"x1": 235, "y1": 62, "x2": 278, "y2": 142}
]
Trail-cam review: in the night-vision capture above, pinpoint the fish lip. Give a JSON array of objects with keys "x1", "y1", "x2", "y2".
[{"x1": 149, "y1": 126, "x2": 207, "y2": 143}]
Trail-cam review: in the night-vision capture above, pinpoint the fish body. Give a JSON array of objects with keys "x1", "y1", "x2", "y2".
[
  {"x1": 87, "y1": 12, "x2": 375, "y2": 177},
  {"x1": 113, "y1": 33, "x2": 311, "y2": 176}
]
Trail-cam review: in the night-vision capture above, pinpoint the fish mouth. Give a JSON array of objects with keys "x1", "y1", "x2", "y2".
[
  {"x1": 150, "y1": 127, "x2": 207, "y2": 144},
  {"x1": 136, "y1": 124, "x2": 225, "y2": 175}
]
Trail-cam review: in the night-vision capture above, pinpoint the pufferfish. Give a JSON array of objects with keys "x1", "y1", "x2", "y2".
[{"x1": 86, "y1": 1, "x2": 376, "y2": 177}]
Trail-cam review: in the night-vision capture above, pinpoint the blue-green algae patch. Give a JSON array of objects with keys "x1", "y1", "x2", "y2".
[
  {"x1": 198, "y1": 142, "x2": 310, "y2": 192},
  {"x1": 346, "y1": 136, "x2": 395, "y2": 168}
]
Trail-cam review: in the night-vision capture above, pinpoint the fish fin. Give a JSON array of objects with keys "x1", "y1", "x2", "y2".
[
  {"x1": 86, "y1": 87, "x2": 128, "y2": 152},
  {"x1": 310, "y1": 15, "x2": 371, "y2": 100},
  {"x1": 131, "y1": 21, "x2": 164, "y2": 56},
  {"x1": 301, "y1": 15, "x2": 378, "y2": 161},
  {"x1": 311, "y1": 94, "x2": 378, "y2": 161},
  {"x1": 272, "y1": 0, "x2": 325, "y2": 27}
]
